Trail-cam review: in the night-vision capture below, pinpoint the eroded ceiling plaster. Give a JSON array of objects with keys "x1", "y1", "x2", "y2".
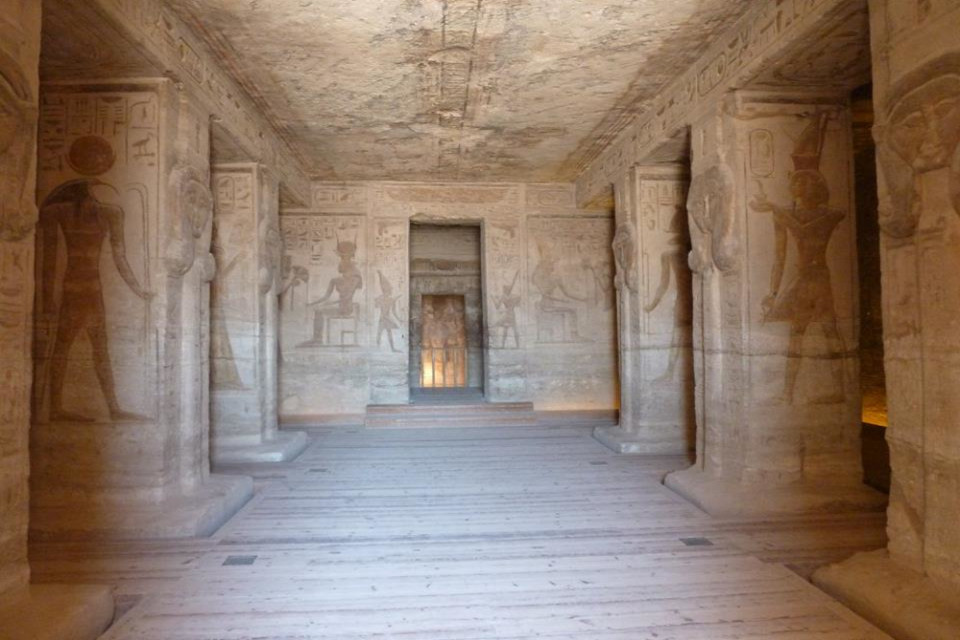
[{"x1": 169, "y1": 0, "x2": 753, "y2": 182}]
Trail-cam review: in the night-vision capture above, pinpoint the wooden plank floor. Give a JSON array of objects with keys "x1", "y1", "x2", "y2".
[{"x1": 30, "y1": 423, "x2": 890, "y2": 639}]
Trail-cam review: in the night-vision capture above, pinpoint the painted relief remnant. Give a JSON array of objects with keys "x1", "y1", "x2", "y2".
[
  {"x1": 644, "y1": 207, "x2": 692, "y2": 382},
  {"x1": 299, "y1": 234, "x2": 362, "y2": 347},
  {"x1": 210, "y1": 218, "x2": 247, "y2": 390},
  {"x1": 532, "y1": 238, "x2": 586, "y2": 343},
  {"x1": 36, "y1": 168, "x2": 151, "y2": 422},
  {"x1": 375, "y1": 270, "x2": 402, "y2": 353},
  {"x1": 612, "y1": 223, "x2": 638, "y2": 293},
  {"x1": 492, "y1": 270, "x2": 521, "y2": 348},
  {"x1": 750, "y1": 113, "x2": 846, "y2": 404}
]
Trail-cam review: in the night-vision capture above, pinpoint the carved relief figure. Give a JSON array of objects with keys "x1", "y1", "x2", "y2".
[
  {"x1": 0, "y1": 41, "x2": 37, "y2": 241},
  {"x1": 750, "y1": 114, "x2": 846, "y2": 403},
  {"x1": 210, "y1": 217, "x2": 247, "y2": 390},
  {"x1": 36, "y1": 177, "x2": 151, "y2": 422},
  {"x1": 532, "y1": 237, "x2": 585, "y2": 342},
  {"x1": 879, "y1": 56, "x2": 960, "y2": 237},
  {"x1": 375, "y1": 270, "x2": 402, "y2": 352},
  {"x1": 299, "y1": 234, "x2": 363, "y2": 347},
  {"x1": 492, "y1": 270, "x2": 521, "y2": 348},
  {"x1": 279, "y1": 255, "x2": 309, "y2": 310},
  {"x1": 612, "y1": 223, "x2": 638, "y2": 293},
  {"x1": 644, "y1": 207, "x2": 693, "y2": 382},
  {"x1": 687, "y1": 165, "x2": 737, "y2": 273}
]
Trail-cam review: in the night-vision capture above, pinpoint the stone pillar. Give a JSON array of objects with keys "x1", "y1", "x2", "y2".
[
  {"x1": 0, "y1": 3, "x2": 114, "y2": 638},
  {"x1": 30, "y1": 79, "x2": 252, "y2": 540},
  {"x1": 814, "y1": 3, "x2": 960, "y2": 638},
  {"x1": 664, "y1": 91, "x2": 886, "y2": 517},
  {"x1": 210, "y1": 164, "x2": 307, "y2": 463},
  {"x1": 595, "y1": 165, "x2": 694, "y2": 454}
]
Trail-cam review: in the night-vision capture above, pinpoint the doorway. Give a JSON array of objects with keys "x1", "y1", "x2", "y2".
[{"x1": 409, "y1": 223, "x2": 484, "y2": 402}]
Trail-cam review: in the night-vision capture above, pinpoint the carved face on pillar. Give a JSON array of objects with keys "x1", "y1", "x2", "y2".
[
  {"x1": 0, "y1": 46, "x2": 37, "y2": 241},
  {"x1": 686, "y1": 165, "x2": 737, "y2": 273},
  {"x1": 612, "y1": 223, "x2": 638, "y2": 293},
  {"x1": 880, "y1": 56, "x2": 960, "y2": 236},
  {"x1": 166, "y1": 167, "x2": 213, "y2": 276}
]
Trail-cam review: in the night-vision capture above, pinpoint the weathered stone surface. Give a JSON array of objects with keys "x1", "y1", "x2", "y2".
[
  {"x1": 596, "y1": 165, "x2": 694, "y2": 455},
  {"x1": 164, "y1": 1, "x2": 753, "y2": 183},
  {"x1": 279, "y1": 182, "x2": 618, "y2": 420},
  {"x1": 30, "y1": 78, "x2": 252, "y2": 539},
  {"x1": 664, "y1": 91, "x2": 885, "y2": 516},
  {"x1": 0, "y1": 0, "x2": 40, "y2": 599},
  {"x1": 813, "y1": 2, "x2": 960, "y2": 637},
  {"x1": 210, "y1": 163, "x2": 307, "y2": 464}
]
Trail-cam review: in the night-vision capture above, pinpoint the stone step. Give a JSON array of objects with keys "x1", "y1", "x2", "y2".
[{"x1": 365, "y1": 401, "x2": 537, "y2": 429}]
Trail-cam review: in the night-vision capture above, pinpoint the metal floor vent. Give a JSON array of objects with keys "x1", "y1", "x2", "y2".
[
  {"x1": 680, "y1": 537, "x2": 714, "y2": 547},
  {"x1": 223, "y1": 555, "x2": 258, "y2": 566}
]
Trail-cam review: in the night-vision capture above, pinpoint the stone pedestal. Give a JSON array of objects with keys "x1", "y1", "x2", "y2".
[
  {"x1": 665, "y1": 92, "x2": 884, "y2": 517},
  {"x1": 812, "y1": 3, "x2": 960, "y2": 638},
  {"x1": 596, "y1": 165, "x2": 694, "y2": 454},
  {"x1": 210, "y1": 163, "x2": 307, "y2": 464},
  {"x1": 0, "y1": 585, "x2": 115, "y2": 640},
  {"x1": 30, "y1": 79, "x2": 252, "y2": 539}
]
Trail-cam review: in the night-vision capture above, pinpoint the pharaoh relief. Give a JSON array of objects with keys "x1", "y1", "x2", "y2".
[{"x1": 749, "y1": 112, "x2": 850, "y2": 404}]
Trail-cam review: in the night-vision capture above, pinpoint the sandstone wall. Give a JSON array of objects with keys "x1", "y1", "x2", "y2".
[
  {"x1": 0, "y1": 0, "x2": 40, "y2": 597},
  {"x1": 279, "y1": 182, "x2": 618, "y2": 419}
]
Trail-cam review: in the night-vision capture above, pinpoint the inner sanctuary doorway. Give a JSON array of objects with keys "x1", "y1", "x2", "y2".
[{"x1": 409, "y1": 223, "x2": 485, "y2": 401}]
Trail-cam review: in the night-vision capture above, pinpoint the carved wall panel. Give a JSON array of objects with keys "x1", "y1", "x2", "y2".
[
  {"x1": 34, "y1": 85, "x2": 159, "y2": 425},
  {"x1": 0, "y1": 0, "x2": 39, "y2": 598}
]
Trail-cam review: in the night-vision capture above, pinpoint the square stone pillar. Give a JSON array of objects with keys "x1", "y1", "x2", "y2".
[
  {"x1": 595, "y1": 165, "x2": 694, "y2": 454},
  {"x1": 665, "y1": 91, "x2": 885, "y2": 516},
  {"x1": 210, "y1": 164, "x2": 307, "y2": 464},
  {"x1": 0, "y1": 3, "x2": 114, "y2": 638},
  {"x1": 814, "y1": 2, "x2": 960, "y2": 638},
  {"x1": 30, "y1": 79, "x2": 252, "y2": 540}
]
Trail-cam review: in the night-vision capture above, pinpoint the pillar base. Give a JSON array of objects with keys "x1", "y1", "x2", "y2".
[
  {"x1": 813, "y1": 550, "x2": 960, "y2": 640},
  {"x1": 593, "y1": 425, "x2": 690, "y2": 455},
  {"x1": 31, "y1": 474, "x2": 253, "y2": 540},
  {"x1": 212, "y1": 430, "x2": 309, "y2": 465},
  {"x1": 0, "y1": 584, "x2": 114, "y2": 640},
  {"x1": 664, "y1": 467, "x2": 887, "y2": 517}
]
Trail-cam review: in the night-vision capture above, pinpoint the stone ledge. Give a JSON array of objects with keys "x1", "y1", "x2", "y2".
[
  {"x1": 30, "y1": 474, "x2": 254, "y2": 540},
  {"x1": 0, "y1": 584, "x2": 114, "y2": 640},
  {"x1": 664, "y1": 466, "x2": 888, "y2": 517},
  {"x1": 592, "y1": 425, "x2": 691, "y2": 455},
  {"x1": 212, "y1": 431, "x2": 309, "y2": 465},
  {"x1": 813, "y1": 550, "x2": 960, "y2": 640}
]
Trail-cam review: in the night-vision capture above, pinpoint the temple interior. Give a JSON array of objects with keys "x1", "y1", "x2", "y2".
[{"x1": 1, "y1": 0, "x2": 959, "y2": 638}]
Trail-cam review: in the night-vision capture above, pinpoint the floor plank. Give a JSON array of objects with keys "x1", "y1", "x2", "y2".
[{"x1": 30, "y1": 423, "x2": 890, "y2": 639}]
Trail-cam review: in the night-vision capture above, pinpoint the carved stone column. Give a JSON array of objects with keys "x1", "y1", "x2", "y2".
[
  {"x1": 30, "y1": 79, "x2": 252, "y2": 540},
  {"x1": 814, "y1": 2, "x2": 960, "y2": 637},
  {"x1": 665, "y1": 91, "x2": 886, "y2": 516},
  {"x1": 210, "y1": 163, "x2": 307, "y2": 464},
  {"x1": 0, "y1": 3, "x2": 114, "y2": 638},
  {"x1": 595, "y1": 165, "x2": 694, "y2": 454}
]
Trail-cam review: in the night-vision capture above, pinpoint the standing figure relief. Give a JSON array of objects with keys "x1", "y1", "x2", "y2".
[
  {"x1": 36, "y1": 178, "x2": 151, "y2": 422},
  {"x1": 644, "y1": 207, "x2": 693, "y2": 383},
  {"x1": 749, "y1": 113, "x2": 847, "y2": 404},
  {"x1": 375, "y1": 270, "x2": 402, "y2": 353},
  {"x1": 0, "y1": 45, "x2": 37, "y2": 241},
  {"x1": 492, "y1": 270, "x2": 521, "y2": 348}
]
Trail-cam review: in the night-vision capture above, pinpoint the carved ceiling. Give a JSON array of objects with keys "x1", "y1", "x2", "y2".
[{"x1": 159, "y1": 0, "x2": 753, "y2": 182}]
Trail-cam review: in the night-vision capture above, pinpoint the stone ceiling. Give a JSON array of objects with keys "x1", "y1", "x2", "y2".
[{"x1": 167, "y1": 1, "x2": 752, "y2": 183}]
